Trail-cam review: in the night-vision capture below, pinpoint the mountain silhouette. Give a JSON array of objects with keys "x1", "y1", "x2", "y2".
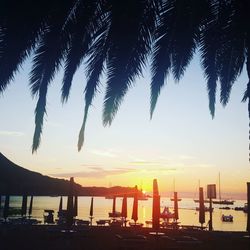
[{"x1": 0, "y1": 153, "x2": 139, "y2": 196}]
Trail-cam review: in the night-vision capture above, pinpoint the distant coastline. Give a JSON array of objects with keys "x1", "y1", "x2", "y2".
[{"x1": 0, "y1": 152, "x2": 142, "y2": 197}]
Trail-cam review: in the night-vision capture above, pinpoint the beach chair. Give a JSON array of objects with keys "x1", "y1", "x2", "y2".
[
  {"x1": 96, "y1": 219, "x2": 110, "y2": 226},
  {"x1": 43, "y1": 210, "x2": 55, "y2": 224}
]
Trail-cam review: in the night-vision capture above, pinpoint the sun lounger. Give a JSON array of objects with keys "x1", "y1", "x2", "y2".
[
  {"x1": 129, "y1": 222, "x2": 144, "y2": 228},
  {"x1": 109, "y1": 219, "x2": 123, "y2": 227},
  {"x1": 96, "y1": 219, "x2": 110, "y2": 226},
  {"x1": 181, "y1": 225, "x2": 207, "y2": 230},
  {"x1": 75, "y1": 219, "x2": 90, "y2": 226}
]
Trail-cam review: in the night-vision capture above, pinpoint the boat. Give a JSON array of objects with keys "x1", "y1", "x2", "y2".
[
  {"x1": 234, "y1": 206, "x2": 244, "y2": 211},
  {"x1": 221, "y1": 214, "x2": 233, "y2": 222},
  {"x1": 194, "y1": 199, "x2": 210, "y2": 203},
  {"x1": 195, "y1": 207, "x2": 213, "y2": 212},
  {"x1": 170, "y1": 178, "x2": 182, "y2": 201},
  {"x1": 212, "y1": 173, "x2": 234, "y2": 205},
  {"x1": 219, "y1": 206, "x2": 231, "y2": 210},
  {"x1": 213, "y1": 200, "x2": 234, "y2": 205},
  {"x1": 160, "y1": 206, "x2": 175, "y2": 219},
  {"x1": 193, "y1": 180, "x2": 210, "y2": 203}
]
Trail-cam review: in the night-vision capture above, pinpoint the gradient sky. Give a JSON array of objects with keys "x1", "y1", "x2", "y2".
[{"x1": 0, "y1": 55, "x2": 249, "y2": 198}]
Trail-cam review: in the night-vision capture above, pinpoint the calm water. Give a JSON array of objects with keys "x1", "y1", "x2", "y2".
[{"x1": 1, "y1": 196, "x2": 247, "y2": 232}]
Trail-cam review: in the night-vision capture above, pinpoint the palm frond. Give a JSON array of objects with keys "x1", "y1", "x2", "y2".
[
  {"x1": 32, "y1": 83, "x2": 48, "y2": 153},
  {"x1": 150, "y1": 0, "x2": 174, "y2": 118},
  {"x1": 0, "y1": 0, "x2": 48, "y2": 93},
  {"x1": 199, "y1": 0, "x2": 220, "y2": 117},
  {"x1": 30, "y1": 33, "x2": 65, "y2": 152},
  {"x1": 171, "y1": 0, "x2": 208, "y2": 81},
  {"x1": 61, "y1": 0, "x2": 102, "y2": 102},
  {"x1": 30, "y1": 4, "x2": 73, "y2": 152},
  {"x1": 103, "y1": 0, "x2": 156, "y2": 125},
  {"x1": 242, "y1": 49, "x2": 250, "y2": 161},
  {"x1": 217, "y1": 1, "x2": 245, "y2": 106},
  {"x1": 150, "y1": 0, "x2": 208, "y2": 117},
  {"x1": 77, "y1": 20, "x2": 110, "y2": 151}
]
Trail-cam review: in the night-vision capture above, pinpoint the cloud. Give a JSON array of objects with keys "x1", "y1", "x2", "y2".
[
  {"x1": 129, "y1": 160, "x2": 161, "y2": 166},
  {"x1": 179, "y1": 155, "x2": 196, "y2": 160},
  {"x1": 0, "y1": 130, "x2": 25, "y2": 137},
  {"x1": 52, "y1": 167, "x2": 135, "y2": 179},
  {"x1": 80, "y1": 164, "x2": 101, "y2": 167},
  {"x1": 192, "y1": 163, "x2": 215, "y2": 169},
  {"x1": 90, "y1": 149, "x2": 117, "y2": 158}
]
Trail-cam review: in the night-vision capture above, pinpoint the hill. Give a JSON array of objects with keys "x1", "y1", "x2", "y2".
[{"x1": 0, "y1": 153, "x2": 138, "y2": 196}]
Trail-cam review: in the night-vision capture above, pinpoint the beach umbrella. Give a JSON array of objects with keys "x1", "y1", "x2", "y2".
[
  {"x1": 173, "y1": 192, "x2": 179, "y2": 221},
  {"x1": 73, "y1": 195, "x2": 78, "y2": 217},
  {"x1": 121, "y1": 195, "x2": 127, "y2": 218},
  {"x1": 21, "y1": 195, "x2": 28, "y2": 217},
  {"x1": 59, "y1": 196, "x2": 63, "y2": 213},
  {"x1": 28, "y1": 196, "x2": 33, "y2": 218},
  {"x1": 152, "y1": 179, "x2": 160, "y2": 230},
  {"x1": 66, "y1": 177, "x2": 74, "y2": 227},
  {"x1": 131, "y1": 186, "x2": 138, "y2": 223},
  {"x1": 3, "y1": 195, "x2": 10, "y2": 220},
  {"x1": 247, "y1": 182, "x2": 250, "y2": 233},
  {"x1": 199, "y1": 187, "x2": 205, "y2": 226},
  {"x1": 90, "y1": 197, "x2": 94, "y2": 226},
  {"x1": 112, "y1": 196, "x2": 116, "y2": 215},
  {"x1": 121, "y1": 195, "x2": 127, "y2": 226}
]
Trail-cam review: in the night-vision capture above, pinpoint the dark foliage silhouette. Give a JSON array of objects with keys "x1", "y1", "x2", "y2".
[{"x1": 0, "y1": 0, "x2": 250, "y2": 157}]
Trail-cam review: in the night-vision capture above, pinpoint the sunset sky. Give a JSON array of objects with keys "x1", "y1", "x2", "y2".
[{"x1": 0, "y1": 55, "x2": 249, "y2": 198}]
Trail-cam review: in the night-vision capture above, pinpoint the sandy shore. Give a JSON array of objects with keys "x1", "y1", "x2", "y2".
[{"x1": 0, "y1": 224, "x2": 249, "y2": 250}]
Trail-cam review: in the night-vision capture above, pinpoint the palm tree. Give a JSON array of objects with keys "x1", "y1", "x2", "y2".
[{"x1": 0, "y1": 0, "x2": 250, "y2": 158}]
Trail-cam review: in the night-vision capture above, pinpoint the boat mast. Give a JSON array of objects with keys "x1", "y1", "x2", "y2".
[{"x1": 219, "y1": 172, "x2": 221, "y2": 201}]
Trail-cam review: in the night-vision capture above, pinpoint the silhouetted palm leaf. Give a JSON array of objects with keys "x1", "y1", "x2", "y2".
[
  {"x1": 103, "y1": 0, "x2": 157, "y2": 125},
  {"x1": 199, "y1": 0, "x2": 225, "y2": 117},
  {"x1": 151, "y1": 0, "x2": 208, "y2": 118},
  {"x1": 77, "y1": 20, "x2": 110, "y2": 151},
  {"x1": 61, "y1": 0, "x2": 101, "y2": 102},
  {"x1": 30, "y1": 2, "x2": 74, "y2": 152},
  {"x1": 217, "y1": 1, "x2": 245, "y2": 106},
  {"x1": 0, "y1": 0, "x2": 49, "y2": 93},
  {"x1": 1, "y1": 0, "x2": 250, "y2": 158}
]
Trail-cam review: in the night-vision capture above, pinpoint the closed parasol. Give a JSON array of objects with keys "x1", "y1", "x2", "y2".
[
  {"x1": 28, "y1": 196, "x2": 33, "y2": 218},
  {"x1": 199, "y1": 187, "x2": 205, "y2": 226},
  {"x1": 131, "y1": 186, "x2": 138, "y2": 223},
  {"x1": 152, "y1": 179, "x2": 160, "y2": 230},
  {"x1": 66, "y1": 177, "x2": 74, "y2": 227},
  {"x1": 21, "y1": 195, "x2": 27, "y2": 217}
]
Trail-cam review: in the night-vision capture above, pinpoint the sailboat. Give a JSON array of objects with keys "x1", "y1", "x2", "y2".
[
  {"x1": 212, "y1": 173, "x2": 234, "y2": 205},
  {"x1": 170, "y1": 178, "x2": 182, "y2": 201},
  {"x1": 193, "y1": 180, "x2": 210, "y2": 203}
]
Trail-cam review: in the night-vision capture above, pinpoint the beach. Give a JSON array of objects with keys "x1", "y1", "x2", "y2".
[{"x1": 0, "y1": 224, "x2": 249, "y2": 250}]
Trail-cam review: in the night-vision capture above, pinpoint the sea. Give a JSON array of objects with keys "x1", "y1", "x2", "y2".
[{"x1": 0, "y1": 196, "x2": 248, "y2": 232}]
